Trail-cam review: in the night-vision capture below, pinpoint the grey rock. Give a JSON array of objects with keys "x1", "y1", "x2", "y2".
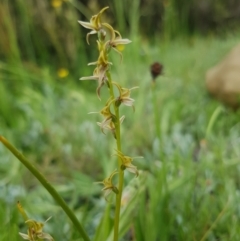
[{"x1": 206, "y1": 44, "x2": 240, "y2": 108}]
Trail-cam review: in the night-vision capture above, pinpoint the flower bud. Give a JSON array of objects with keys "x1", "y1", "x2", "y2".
[
  {"x1": 115, "y1": 98, "x2": 121, "y2": 107},
  {"x1": 98, "y1": 29, "x2": 106, "y2": 42},
  {"x1": 112, "y1": 186, "x2": 119, "y2": 194}
]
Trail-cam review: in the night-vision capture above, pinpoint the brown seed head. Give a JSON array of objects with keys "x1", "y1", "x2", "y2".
[{"x1": 150, "y1": 62, "x2": 163, "y2": 81}]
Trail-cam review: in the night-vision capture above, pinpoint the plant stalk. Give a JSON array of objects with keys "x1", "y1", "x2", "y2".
[
  {"x1": 151, "y1": 82, "x2": 168, "y2": 192},
  {"x1": 0, "y1": 136, "x2": 91, "y2": 241},
  {"x1": 151, "y1": 82, "x2": 161, "y2": 142},
  {"x1": 107, "y1": 72, "x2": 124, "y2": 241}
]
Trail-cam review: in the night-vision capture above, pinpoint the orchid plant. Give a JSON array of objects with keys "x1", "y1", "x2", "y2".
[
  {"x1": 0, "y1": 6, "x2": 140, "y2": 241},
  {"x1": 79, "y1": 6, "x2": 141, "y2": 241}
]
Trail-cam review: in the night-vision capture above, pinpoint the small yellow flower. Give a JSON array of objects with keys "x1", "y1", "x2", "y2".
[
  {"x1": 57, "y1": 68, "x2": 69, "y2": 78},
  {"x1": 51, "y1": 0, "x2": 62, "y2": 8}
]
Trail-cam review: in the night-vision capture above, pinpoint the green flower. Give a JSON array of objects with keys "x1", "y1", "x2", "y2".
[
  {"x1": 104, "y1": 27, "x2": 131, "y2": 61},
  {"x1": 114, "y1": 150, "x2": 142, "y2": 176},
  {"x1": 80, "y1": 41, "x2": 112, "y2": 99},
  {"x1": 96, "y1": 98, "x2": 125, "y2": 134},
  {"x1": 19, "y1": 218, "x2": 54, "y2": 241},
  {"x1": 100, "y1": 98, "x2": 115, "y2": 118},
  {"x1": 17, "y1": 202, "x2": 54, "y2": 241},
  {"x1": 97, "y1": 115, "x2": 125, "y2": 135},
  {"x1": 97, "y1": 170, "x2": 119, "y2": 198},
  {"x1": 80, "y1": 65, "x2": 109, "y2": 99},
  {"x1": 113, "y1": 82, "x2": 139, "y2": 109},
  {"x1": 78, "y1": 6, "x2": 109, "y2": 44}
]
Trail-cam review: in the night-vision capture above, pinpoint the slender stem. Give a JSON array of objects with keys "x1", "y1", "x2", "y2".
[
  {"x1": 199, "y1": 199, "x2": 229, "y2": 241},
  {"x1": 151, "y1": 82, "x2": 161, "y2": 142},
  {"x1": 113, "y1": 108, "x2": 124, "y2": 241},
  {"x1": 113, "y1": 110, "x2": 124, "y2": 241},
  {"x1": 0, "y1": 136, "x2": 91, "y2": 241},
  {"x1": 151, "y1": 81, "x2": 168, "y2": 191},
  {"x1": 106, "y1": 71, "x2": 124, "y2": 241}
]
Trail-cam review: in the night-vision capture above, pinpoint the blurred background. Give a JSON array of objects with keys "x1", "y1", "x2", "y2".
[{"x1": 1, "y1": 0, "x2": 240, "y2": 240}]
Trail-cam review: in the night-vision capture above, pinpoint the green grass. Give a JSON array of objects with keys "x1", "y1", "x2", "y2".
[{"x1": 1, "y1": 32, "x2": 240, "y2": 241}]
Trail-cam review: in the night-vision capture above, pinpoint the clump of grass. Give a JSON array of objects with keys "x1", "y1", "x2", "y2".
[{"x1": 1, "y1": 4, "x2": 240, "y2": 239}]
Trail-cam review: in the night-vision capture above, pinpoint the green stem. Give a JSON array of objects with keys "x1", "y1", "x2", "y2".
[
  {"x1": 151, "y1": 82, "x2": 168, "y2": 191},
  {"x1": 0, "y1": 136, "x2": 91, "y2": 241},
  {"x1": 151, "y1": 82, "x2": 161, "y2": 141},
  {"x1": 106, "y1": 71, "x2": 124, "y2": 241},
  {"x1": 199, "y1": 198, "x2": 229, "y2": 241},
  {"x1": 113, "y1": 110, "x2": 124, "y2": 241}
]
